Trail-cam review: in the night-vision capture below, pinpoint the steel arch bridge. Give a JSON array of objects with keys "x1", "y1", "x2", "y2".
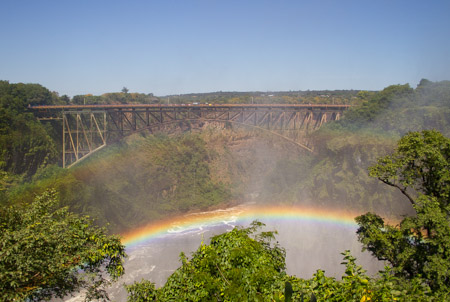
[{"x1": 30, "y1": 103, "x2": 350, "y2": 168}]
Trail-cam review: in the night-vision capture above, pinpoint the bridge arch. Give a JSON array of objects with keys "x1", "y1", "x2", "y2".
[{"x1": 134, "y1": 118, "x2": 314, "y2": 152}]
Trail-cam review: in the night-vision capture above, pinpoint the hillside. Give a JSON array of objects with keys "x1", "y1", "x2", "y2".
[{"x1": 1, "y1": 79, "x2": 450, "y2": 234}]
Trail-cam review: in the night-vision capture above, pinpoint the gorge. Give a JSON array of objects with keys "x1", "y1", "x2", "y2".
[{"x1": 2, "y1": 80, "x2": 450, "y2": 300}]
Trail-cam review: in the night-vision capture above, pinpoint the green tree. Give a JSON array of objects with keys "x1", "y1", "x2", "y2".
[
  {"x1": 367, "y1": 129, "x2": 450, "y2": 208},
  {"x1": 125, "y1": 221, "x2": 439, "y2": 301},
  {"x1": 0, "y1": 189, "x2": 127, "y2": 301},
  {"x1": 356, "y1": 130, "x2": 450, "y2": 291},
  {"x1": 126, "y1": 221, "x2": 289, "y2": 301},
  {"x1": 336, "y1": 84, "x2": 414, "y2": 129},
  {"x1": 0, "y1": 81, "x2": 62, "y2": 178}
]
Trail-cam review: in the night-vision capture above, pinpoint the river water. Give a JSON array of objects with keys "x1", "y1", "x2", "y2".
[{"x1": 65, "y1": 203, "x2": 383, "y2": 301}]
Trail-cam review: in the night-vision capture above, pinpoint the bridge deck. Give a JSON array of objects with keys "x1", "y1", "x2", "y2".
[{"x1": 29, "y1": 103, "x2": 350, "y2": 111}]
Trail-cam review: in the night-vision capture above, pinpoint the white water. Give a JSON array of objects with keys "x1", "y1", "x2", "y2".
[{"x1": 62, "y1": 204, "x2": 383, "y2": 301}]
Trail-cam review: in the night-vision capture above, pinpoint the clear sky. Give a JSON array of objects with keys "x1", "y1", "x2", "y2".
[{"x1": 1, "y1": 0, "x2": 450, "y2": 96}]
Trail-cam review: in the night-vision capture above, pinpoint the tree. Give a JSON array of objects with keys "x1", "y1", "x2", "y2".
[
  {"x1": 0, "y1": 81, "x2": 62, "y2": 177},
  {"x1": 336, "y1": 84, "x2": 414, "y2": 129},
  {"x1": 367, "y1": 129, "x2": 450, "y2": 209},
  {"x1": 0, "y1": 110, "x2": 58, "y2": 177},
  {"x1": 122, "y1": 87, "x2": 129, "y2": 94},
  {"x1": 125, "y1": 221, "x2": 438, "y2": 301},
  {"x1": 0, "y1": 190, "x2": 127, "y2": 301},
  {"x1": 356, "y1": 130, "x2": 450, "y2": 291},
  {"x1": 126, "y1": 221, "x2": 290, "y2": 301}
]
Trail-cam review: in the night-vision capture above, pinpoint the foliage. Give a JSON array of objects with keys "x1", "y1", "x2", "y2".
[
  {"x1": 0, "y1": 189, "x2": 126, "y2": 301},
  {"x1": 9, "y1": 133, "x2": 231, "y2": 233},
  {"x1": 125, "y1": 221, "x2": 447, "y2": 301},
  {"x1": 126, "y1": 221, "x2": 289, "y2": 301},
  {"x1": 70, "y1": 87, "x2": 360, "y2": 106},
  {"x1": 125, "y1": 130, "x2": 450, "y2": 301},
  {"x1": 331, "y1": 80, "x2": 450, "y2": 136},
  {"x1": 3, "y1": 80, "x2": 450, "y2": 299},
  {"x1": 0, "y1": 110, "x2": 58, "y2": 176},
  {"x1": 368, "y1": 129, "x2": 450, "y2": 208},
  {"x1": 163, "y1": 90, "x2": 359, "y2": 105},
  {"x1": 285, "y1": 79, "x2": 450, "y2": 215},
  {"x1": 125, "y1": 279, "x2": 158, "y2": 302},
  {"x1": 72, "y1": 91, "x2": 158, "y2": 105},
  {"x1": 0, "y1": 81, "x2": 64, "y2": 177},
  {"x1": 259, "y1": 128, "x2": 405, "y2": 216},
  {"x1": 334, "y1": 84, "x2": 413, "y2": 130},
  {"x1": 0, "y1": 170, "x2": 22, "y2": 204},
  {"x1": 4, "y1": 79, "x2": 450, "y2": 228},
  {"x1": 357, "y1": 130, "x2": 450, "y2": 291}
]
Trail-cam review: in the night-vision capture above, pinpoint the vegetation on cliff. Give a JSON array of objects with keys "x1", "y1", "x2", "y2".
[
  {"x1": 357, "y1": 130, "x2": 450, "y2": 291},
  {"x1": 259, "y1": 80, "x2": 450, "y2": 218},
  {"x1": 2, "y1": 79, "x2": 450, "y2": 231},
  {"x1": 0, "y1": 81, "x2": 62, "y2": 180},
  {"x1": 126, "y1": 130, "x2": 450, "y2": 301},
  {"x1": 332, "y1": 80, "x2": 450, "y2": 136},
  {"x1": 7, "y1": 133, "x2": 232, "y2": 233},
  {"x1": 1, "y1": 79, "x2": 450, "y2": 300}
]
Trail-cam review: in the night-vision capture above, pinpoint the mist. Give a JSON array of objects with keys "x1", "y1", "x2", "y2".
[{"x1": 55, "y1": 81, "x2": 450, "y2": 300}]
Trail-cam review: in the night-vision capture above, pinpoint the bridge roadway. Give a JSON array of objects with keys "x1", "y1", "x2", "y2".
[
  {"x1": 30, "y1": 103, "x2": 350, "y2": 167},
  {"x1": 30, "y1": 103, "x2": 350, "y2": 110}
]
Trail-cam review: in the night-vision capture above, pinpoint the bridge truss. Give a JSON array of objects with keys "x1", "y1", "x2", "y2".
[{"x1": 31, "y1": 104, "x2": 350, "y2": 168}]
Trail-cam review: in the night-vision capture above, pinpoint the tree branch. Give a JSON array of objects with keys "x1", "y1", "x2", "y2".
[
  {"x1": 216, "y1": 263, "x2": 230, "y2": 286},
  {"x1": 379, "y1": 178, "x2": 416, "y2": 206}
]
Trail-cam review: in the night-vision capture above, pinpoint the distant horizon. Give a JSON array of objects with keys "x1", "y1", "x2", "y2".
[
  {"x1": 2, "y1": 1, "x2": 450, "y2": 97},
  {"x1": 4, "y1": 77, "x2": 444, "y2": 98}
]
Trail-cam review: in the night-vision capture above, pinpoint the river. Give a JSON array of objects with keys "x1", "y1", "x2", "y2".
[{"x1": 64, "y1": 202, "x2": 383, "y2": 301}]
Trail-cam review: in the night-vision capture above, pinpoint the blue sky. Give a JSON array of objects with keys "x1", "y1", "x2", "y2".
[{"x1": 1, "y1": 0, "x2": 450, "y2": 96}]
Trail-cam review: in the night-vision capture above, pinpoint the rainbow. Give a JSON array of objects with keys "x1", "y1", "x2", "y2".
[{"x1": 121, "y1": 204, "x2": 361, "y2": 249}]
